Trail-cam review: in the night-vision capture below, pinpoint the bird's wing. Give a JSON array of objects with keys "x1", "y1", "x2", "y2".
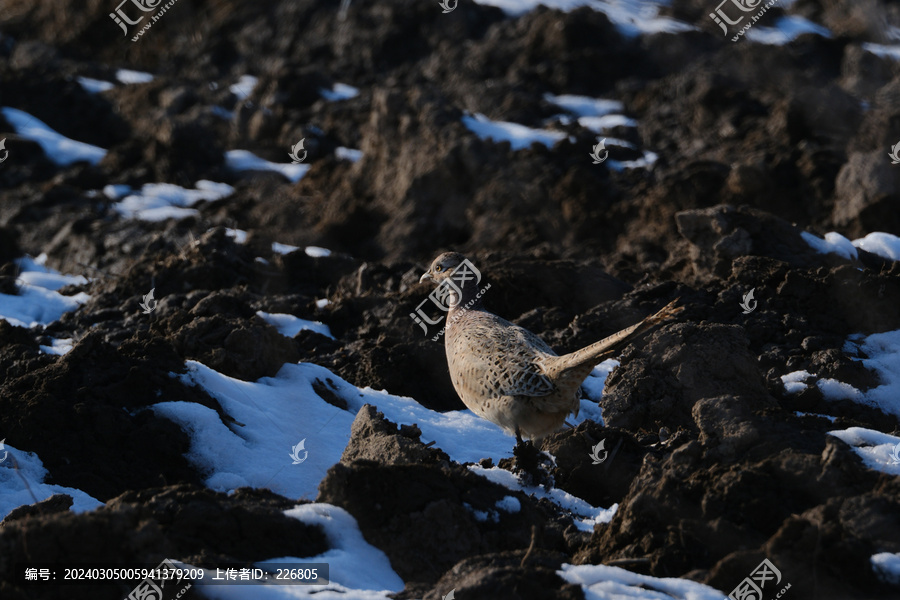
[{"x1": 455, "y1": 313, "x2": 556, "y2": 398}]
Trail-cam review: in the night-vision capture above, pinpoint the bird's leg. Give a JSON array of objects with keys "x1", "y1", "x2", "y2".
[{"x1": 515, "y1": 427, "x2": 524, "y2": 447}]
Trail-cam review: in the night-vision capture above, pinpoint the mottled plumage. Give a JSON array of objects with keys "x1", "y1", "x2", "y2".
[{"x1": 420, "y1": 252, "x2": 681, "y2": 442}]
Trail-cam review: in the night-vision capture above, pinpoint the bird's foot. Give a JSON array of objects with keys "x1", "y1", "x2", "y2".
[{"x1": 512, "y1": 439, "x2": 554, "y2": 488}]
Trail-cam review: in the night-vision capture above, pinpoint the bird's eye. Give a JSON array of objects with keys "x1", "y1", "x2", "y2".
[{"x1": 435, "y1": 265, "x2": 442, "y2": 272}]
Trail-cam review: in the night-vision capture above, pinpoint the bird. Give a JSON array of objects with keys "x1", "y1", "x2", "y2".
[{"x1": 419, "y1": 252, "x2": 682, "y2": 446}]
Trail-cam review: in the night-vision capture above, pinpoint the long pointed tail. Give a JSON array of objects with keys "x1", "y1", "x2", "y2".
[{"x1": 544, "y1": 299, "x2": 683, "y2": 378}]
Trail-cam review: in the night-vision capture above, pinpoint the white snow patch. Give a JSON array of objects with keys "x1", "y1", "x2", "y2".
[
  {"x1": 862, "y1": 43, "x2": 900, "y2": 61},
  {"x1": 0, "y1": 256, "x2": 89, "y2": 328},
  {"x1": 845, "y1": 329, "x2": 900, "y2": 418},
  {"x1": 195, "y1": 503, "x2": 403, "y2": 599},
  {"x1": 229, "y1": 74, "x2": 259, "y2": 100},
  {"x1": 801, "y1": 230, "x2": 858, "y2": 260},
  {"x1": 608, "y1": 150, "x2": 658, "y2": 171},
  {"x1": 559, "y1": 563, "x2": 727, "y2": 600},
  {"x1": 277, "y1": 504, "x2": 404, "y2": 591},
  {"x1": 602, "y1": 137, "x2": 637, "y2": 150},
  {"x1": 39, "y1": 338, "x2": 75, "y2": 356},
  {"x1": 575, "y1": 359, "x2": 619, "y2": 427},
  {"x1": 474, "y1": 0, "x2": 694, "y2": 37},
  {"x1": 578, "y1": 114, "x2": 638, "y2": 132},
  {"x1": 272, "y1": 242, "x2": 300, "y2": 255},
  {"x1": 0, "y1": 443, "x2": 103, "y2": 521},
  {"x1": 463, "y1": 113, "x2": 566, "y2": 150},
  {"x1": 781, "y1": 370, "x2": 812, "y2": 394},
  {"x1": 746, "y1": 15, "x2": 832, "y2": 45},
  {"x1": 817, "y1": 378, "x2": 863, "y2": 401},
  {"x1": 102, "y1": 184, "x2": 132, "y2": 200},
  {"x1": 223, "y1": 228, "x2": 302, "y2": 256},
  {"x1": 116, "y1": 69, "x2": 154, "y2": 84},
  {"x1": 544, "y1": 94, "x2": 623, "y2": 117},
  {"x1": 320, "y1": 83, "x2": 359, "y2": 101},
  {"x1": 77, "y1": 76, "x2": 115, "y2": 94},
  {"x1": 853, "y1": 232, "x2": 900, "y2": 262},
  {"x1": 496, "y1": 495, "x2": 521, "y2": 513},
  {"x1": 153, "y1": 360, "x2": 522, "y2": 499},
  {"x1": 257, "y1": 311, "x2": 334, "y2": 340},
  {"x1": 1, "y1": 106, "x2": 107, "y2": 166},
  {"x1": 828, "y1": 427, "x2": 900, "y2": 476},
  {"x1": 794, "y1": 411, "x2": 837, "y2": 423},
  {"x1": 871, "y1": 552, "x2": 900, "y2": 586},
  {"x1": 316, "y1": 299, "x2": 330, "y2": 309},
  {"x1": 224, "y1": 228, "x2": 248, "y2": 244},
  {"x1": 225, "y1": 149, "x2": 310, "y2": 183},
  {"x1": 113, "y1": 181, "x2": 235, "y2": 221},
  {"x1": 305, "y1": 246, "x2": 332, "y2": 258},
  {"x1": 788, "y1": 329, "x2": 900, "y2": 419},
  {"x1": 469, "y1": 464, "x2": 616, "y2": 531},
  {"x1": 15, "y1": 255, "x2": 88, "y2": 291},
  {"x1": 335, "y1": 147, "x2": 363, "y2": 163}
]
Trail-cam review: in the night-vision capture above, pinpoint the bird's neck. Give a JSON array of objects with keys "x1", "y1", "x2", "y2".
[{"x1": 447, "y1": 282, "x2": 485, "y2": 315}]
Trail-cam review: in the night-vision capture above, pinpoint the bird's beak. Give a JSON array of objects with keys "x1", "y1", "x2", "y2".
[{"x1": 419, "y1": 271, "x2": 433, "y2": 283}]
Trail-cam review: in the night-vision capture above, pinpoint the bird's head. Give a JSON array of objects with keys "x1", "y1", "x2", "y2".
[{"x1": 419, "y1": 252, "x2": 468, "y2": 285}]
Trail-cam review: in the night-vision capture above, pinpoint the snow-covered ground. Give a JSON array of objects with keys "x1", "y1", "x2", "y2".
[
  {"x1": 230, "y1": 74, "x2": 259, "y2": 100},
  {"x1": 782, "y1": 329, "x2": 900, "y2": 421},
  {"x1": 463, "y1": 112, "x2": 567, "y2": 150},
  {"x1": 334, "y1": 147, "x2": 363, "y2": 163},
  {"x1": 116, "y1": 69, "x2": 155, "y2": 84},
  {"x1": 3, "y1": 234, "x2": 898, "y2": 598},
  {"x1": 828, "y1": 427, "x2": 900, "y2": 476},
  {"x1": 0, "y1": 442, "x2": 103, "y2": 520},
  {"x1": 872, "y1": 552, "x2": 900, "y2": 586},
  {"x1": 474, "y1": 0, "x2": 694, "y2": 38},
  {"x1": 191, "y1": 504, "x2": 403, "y2": 599},
  {"x1": 746, "y1": 15, "x2": 831, "y2": 45},
  {"x1": 560, "y1": 563, "x2": 726, "y2": 599},
  {"x1": 77, "y1": 76, "x2": 115, "y2": 94},
  {"x1": 257, "y1": 311, "x2": 334, "y2": 339},
  {"x1": 803, "y1": 230, "x2": 900, "y2": 263},
  {"x1": 223, "y1": 228, "x2": 329, "y2": 257},
  {"x1": 0, "y1": 255, "x2": 89, "y2": 328},
  {"x1": 1, "y1": 106, "x2": 107, "y2": 166},
  {"x1": 225, "y1": 149, "x2": 310, "y2": 183},
  {"x1": 319, "y1": 83, "x2": 359, "y2": 102},
  {"x1": 109, "y1": 180, "x2": 235, "y2": 221}
]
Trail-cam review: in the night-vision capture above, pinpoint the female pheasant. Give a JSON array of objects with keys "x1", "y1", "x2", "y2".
[{"x1": 419, "y1": 252, "x2": 681, "y2": 444}]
